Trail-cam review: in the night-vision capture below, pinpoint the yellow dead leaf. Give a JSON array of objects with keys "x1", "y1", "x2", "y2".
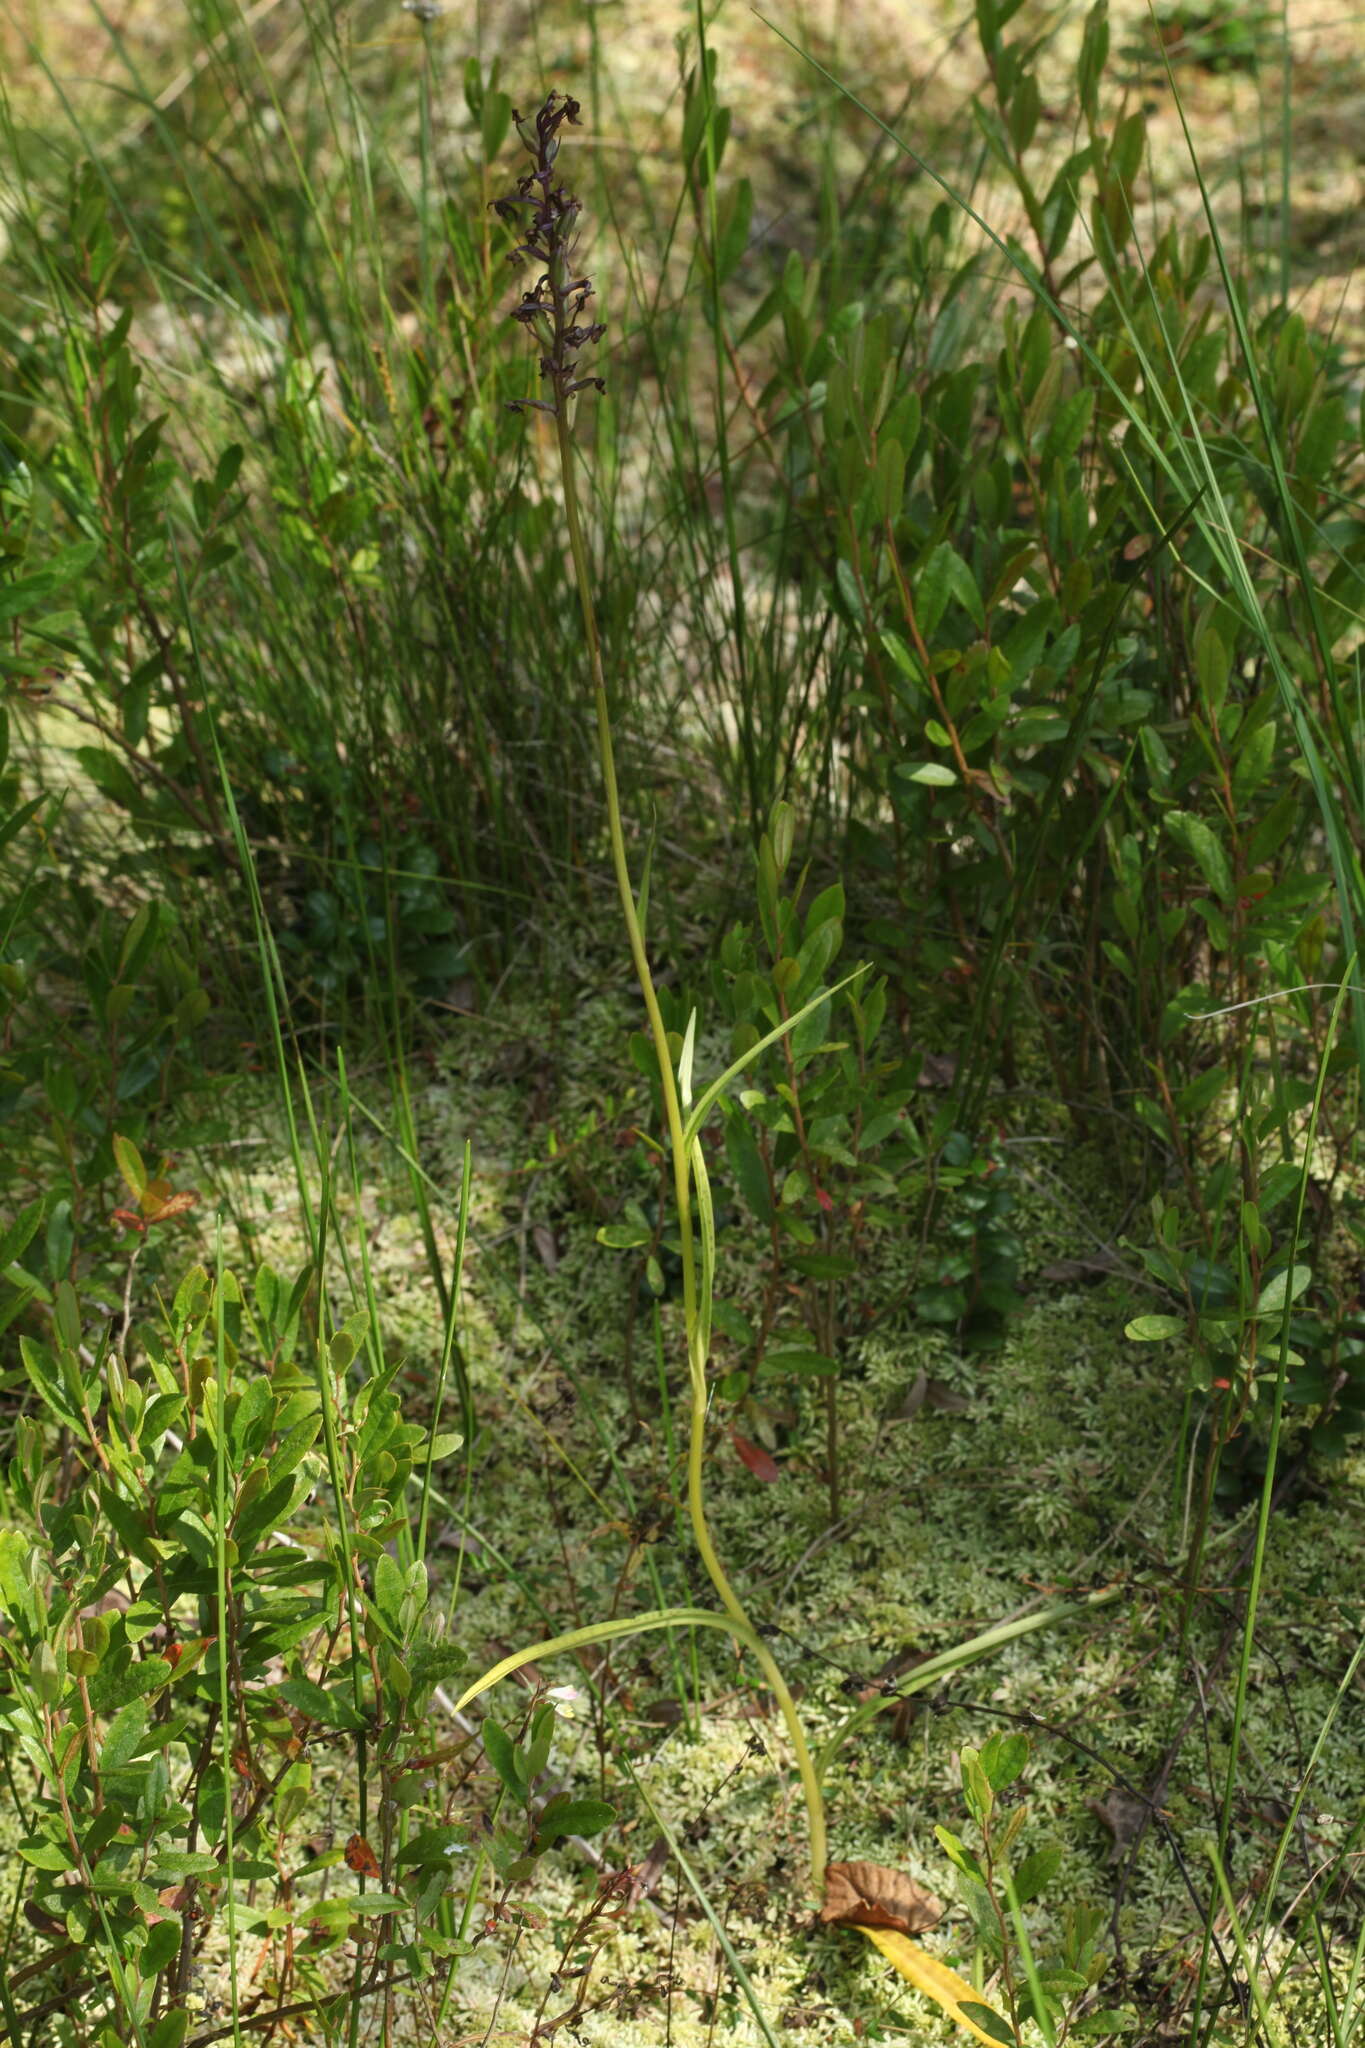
[{"x1": 860, "y1": 1925, "x2": 1013, "y2": 2046}]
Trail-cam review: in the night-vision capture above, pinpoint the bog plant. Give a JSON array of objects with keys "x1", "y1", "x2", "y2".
[
  {"x1": 446, "y1": 86, "x2": 1114, "y2": 2048},
  {"x1": 0, "y1": 1227, "x2": 495, "y2": 2044},
  {"x1": 467, "y1": 89, "x2": 831, "y2": 1886},
  {"x1": 1, "y1": 2, "x2": 1363, "y2": 2041},
  {"x1": 936, "y1": 1735, "x2": 1135, "y2": 2045}
]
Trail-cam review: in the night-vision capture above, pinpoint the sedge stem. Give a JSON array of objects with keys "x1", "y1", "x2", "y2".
[{"x1": 553, "y1": 401, "x2": 827, "y2": 1890}]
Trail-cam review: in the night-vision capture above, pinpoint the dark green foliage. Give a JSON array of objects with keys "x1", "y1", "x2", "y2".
[
  {"x1": 912, "y1": 1131, "x2": 1024, "y2": 1353},
  {"x1": 1, "y1": 3, "x2": 1363, "y2": 2040}
]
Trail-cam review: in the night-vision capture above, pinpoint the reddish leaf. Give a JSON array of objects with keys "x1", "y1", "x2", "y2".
[
  {"x1": 145, "y1": 1189, "x2": 198, "y2": 1224},
  {"x1": 111, "y1": 1209, "x2": 147, "y2": 1235},
  {"x1": 731, "y1": 1430, "x2": 780, "y2": 1482},
  {"x1": 344, "y1": 1833, "x2": 382, "y2": 1878},
  {"x1": 165, "y1": 1636, "x2": 213, "y2": 1679}
]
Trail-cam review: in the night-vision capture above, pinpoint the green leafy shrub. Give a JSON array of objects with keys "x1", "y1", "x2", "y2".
[
  {"x1": 0, "y1": 1256, "x2": 473, "y2": 2042},
  {"x1": 912, "y1": 1131, "x2": 1024, "y2": 1354},
  {"x1": 937, "y1": 1732, "x2": 1138, "y2": 2044}
]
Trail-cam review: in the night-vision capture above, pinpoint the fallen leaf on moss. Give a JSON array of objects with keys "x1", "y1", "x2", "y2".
[
  {"x1": 820, "y1": 1860, "x2": 942, "y2": 1934},
  {"x1": 860, "y1": 1925, "x2": 1014, "y2": 2045},
  {"x1": 924, "y1": 1378, "x2": 973, "y2": 1414},
  {"x1": 731, "y1": 1430, "x2": 780, "y2": 1481},
  {"x1": 822, "y1": 1865, "x2": 1011, "y2": 2045}
]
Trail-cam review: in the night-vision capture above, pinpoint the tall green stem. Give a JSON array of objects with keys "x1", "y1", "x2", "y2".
[{"x1": 553, "y1": 404, "x2": 827, "y2": 1889}]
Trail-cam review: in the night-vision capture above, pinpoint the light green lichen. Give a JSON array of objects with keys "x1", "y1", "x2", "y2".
[{"x1": 165, "y1": 991, "x2": 1365, "y2": 2044}]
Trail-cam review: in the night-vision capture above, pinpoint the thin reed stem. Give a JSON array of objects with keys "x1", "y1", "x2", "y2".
[
  {"x1": 494, "y1": 87, "x2": 826, "y2": 1890},
  {"x1": 553, "y1": 397, "x2": 827, "y2": 1889}
]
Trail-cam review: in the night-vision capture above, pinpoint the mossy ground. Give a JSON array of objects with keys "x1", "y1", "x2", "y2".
[{"x1": 189, "y1": 976, "x2": 1365, "y2": 2044}]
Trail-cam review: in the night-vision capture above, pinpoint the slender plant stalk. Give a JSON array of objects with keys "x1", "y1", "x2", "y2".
[
  {"x1": 553, "y1": 241, "x2": 829, "y2": 1899},
  {"x1": 498, "y1": 92, "x2": 827, "y2": 1889},
  {"x1": 212, "y1": 1220, "x2": 246, "y2": 2048}
]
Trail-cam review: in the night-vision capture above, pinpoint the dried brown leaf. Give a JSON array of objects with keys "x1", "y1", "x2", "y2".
[
  {"x1": 916, "y1": 1052, "x2": 958, "y2": 1089},
  {"x1": 820, "y1": 1861, "x2": 942, "y2": 1934},
  {"x1": 923, "y1": 1378, "x2": 972, "y2": 1414}
]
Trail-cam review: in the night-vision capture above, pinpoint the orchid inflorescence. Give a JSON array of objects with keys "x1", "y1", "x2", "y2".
[{"x1": 494, "y1": 92, "x2": 606, "y2": 417}]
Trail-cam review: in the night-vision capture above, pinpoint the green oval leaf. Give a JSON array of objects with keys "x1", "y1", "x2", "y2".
[
  {"x1": 1124, "y1": 1314, "x2": 1185, "y2": 1341},
  {"x1": 534, "y1": 1796, "x2": 615, "y2": 1847},
  {"x1": 1254, "y1": 1264, "x2": 1312, "y2": 1318}
]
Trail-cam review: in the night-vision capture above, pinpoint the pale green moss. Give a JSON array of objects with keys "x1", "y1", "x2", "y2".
[{"x1": 159, "y1": 995, "x2": 1365, "y2": 2045}]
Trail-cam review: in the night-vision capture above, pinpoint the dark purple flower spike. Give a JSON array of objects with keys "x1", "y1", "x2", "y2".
[{"x1": 493, "y1": 92, "x2": 606, "y2": 417}]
